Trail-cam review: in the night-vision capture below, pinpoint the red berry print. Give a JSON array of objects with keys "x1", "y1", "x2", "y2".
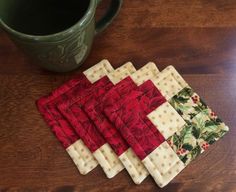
[
  {"x1": 181, "y1": 148, "x2": 186, "y2": 153},
  {"x1": 176, "y1": 148, "x2": 187, "y2": 156},
  {"x1": 202, "y1": 143, "x2": 209, "y2": 150},
  {"x1": 210, "y1": 111, "x2": 217, "y2": 119},
  {"x1": 191, "y1": 95, "x2": 199, "y2": 103},
  {"x1": 167, "y1": 140, "x2": 173, "y2": 146},
  {"x1": 177, "y1": 150, "x2": 181, "y2": 155}
]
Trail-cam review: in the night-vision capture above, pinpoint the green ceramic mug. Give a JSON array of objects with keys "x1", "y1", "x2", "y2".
[{"x1": 0, "y1": 0, "x2": 122, "y2": 72}]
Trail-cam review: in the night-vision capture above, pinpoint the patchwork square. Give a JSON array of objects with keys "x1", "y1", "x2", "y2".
[
  {"x1": 103, "y1": 81, "x2": 187, "y2": 187},
  {"x1": 131, "y1": 62, "x2": 160, "y2": 85},
  {"x1": 107, "y1": 62, "x2": 136, "y2": 84},
  {"x1": 151, "y1": 66, "x2": 188, "y2": 100},
  {"x1": 119, "y1": 148, "x2": 149, "y2": 183},
  {"x1": 144, "y1": 142, "x2": 179, "y2": 174},
  {"x1": 147, "y1": 102, "x2": 186, "y2": 139},
  {"x1": 142, "y1": 141, "x2": 185, "y2": 187},
  {"x1": 83, "y1": 59, "x2": 114, "y2": 83},
  {"x1": 192, "y1": 111, "x2": 228, "y2": 145},
  {"x1": 169, "y1": 87, "x2": 202, "y2": 122},
  {"x1": 167, "y1": 110, "x2": 228, "y2": 166}
]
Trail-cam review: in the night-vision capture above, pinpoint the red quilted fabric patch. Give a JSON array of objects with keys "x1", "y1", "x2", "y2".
[
  {"x1": 104, "y1": 80, "x2": 166, "y2": 160},
  {"x1": 58, "y1": 76, "x2": 114, "y2": 152},
  {"x1": 83, "y1": 77, "x2": 137, "y2": 156},
  {"x1": 36, "y1": 73, "x2": 91, "y2": 148}
]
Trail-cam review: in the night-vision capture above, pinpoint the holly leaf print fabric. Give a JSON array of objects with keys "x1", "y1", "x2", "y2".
[
  {"x1": 149, "y1": 65, "x2": 229, "y2": 167},
  {"x1": 167, "y1": 86, "x2": 229, "y2": 165}
]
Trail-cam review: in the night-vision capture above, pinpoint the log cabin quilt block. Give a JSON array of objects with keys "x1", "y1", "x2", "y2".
[{"x1": 104, "y1": 80, "x2": 185, "y2": 187}]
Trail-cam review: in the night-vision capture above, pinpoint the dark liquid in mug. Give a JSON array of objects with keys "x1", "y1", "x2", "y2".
[{"x1": 2, "y1": 0, "x2": 90, "y2": 35}]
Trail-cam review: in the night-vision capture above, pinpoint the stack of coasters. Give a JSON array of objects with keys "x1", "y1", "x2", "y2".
[
  {"x1": 81, "y1": 62, "x2": 160, "y2": 184},
  {"x1": 37, "y1": 60, "x2": 229, "y2": 188},
  {"x1": 37, "y1": 60, "x2": 136, "y2": 178},
  {"x1": 58, "y1": 62, "x2": 137, "y2": 178}
]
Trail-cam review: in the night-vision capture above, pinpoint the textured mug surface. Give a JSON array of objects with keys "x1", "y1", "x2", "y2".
[{"x1": 0, "y1": 0, "x2": 122, "y2": 72}]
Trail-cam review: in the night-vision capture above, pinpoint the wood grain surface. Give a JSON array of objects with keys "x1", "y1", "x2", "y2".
[{"x1": 0, "y1": 0, "x2": 236, "y2": 191}]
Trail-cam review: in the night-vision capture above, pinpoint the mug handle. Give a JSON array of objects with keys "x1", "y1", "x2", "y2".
[{"x1": 95, "y1": 0, "x2": 123, "y2": 35}]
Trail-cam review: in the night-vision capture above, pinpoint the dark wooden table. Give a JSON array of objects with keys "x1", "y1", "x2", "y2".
[{"x1": 0, "y1": 1, "x2": 236, "y2": 191}]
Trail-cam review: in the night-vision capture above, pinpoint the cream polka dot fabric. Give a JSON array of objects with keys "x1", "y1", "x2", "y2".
[
  {"x1": 66, "y1": 140, "x2": 98, "y2": 175},
  {"x1": 83, "y1": 59, "x2": 115, "y2": 83},
  {"x1": 107, "y1": 62, "x2": 136, "y2": 84},
  {"x1": 142, "y1": 141, "x2": 185, "y2": 188},
  {"x1": 147, "y1": 102, "x2": 186, "y2": 139},
  {"x1": 131, "y1": 62, "x2": 160, "y2": 85},
  {"x1": 119, "y1": 148, "x2": 149, "y2": 184},
  {"x1": 93, "y1": 144, "x2": 124, "y2": 178},
  {"x1": 151, "y1": 65, "x2": 188, "y2": 100}
]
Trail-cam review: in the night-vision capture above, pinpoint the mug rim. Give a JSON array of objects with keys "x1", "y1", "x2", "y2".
[{"x1": 0, "y1": 0, "x2": 97, "y2": 41}]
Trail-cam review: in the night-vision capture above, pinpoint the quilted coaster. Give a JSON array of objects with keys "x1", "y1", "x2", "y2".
[
  {"x1": 104, "y1": 65, "x2": 190, "y2": 187},
  {"x1": 37, "y1": 60, "x2": 114, "y2": 175},
  {"x1": 58, "y1": 63, "x2": 137, "y2": 178},
  {"x1": 83, "y1": 62, "x2": 158, "y2": 184},
  {"x1": 149, "y1": 66, "x2": 229, "y2": 165},
  {"x1": 103, "y1": 80, "x2": 185, "y2": 188}
]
